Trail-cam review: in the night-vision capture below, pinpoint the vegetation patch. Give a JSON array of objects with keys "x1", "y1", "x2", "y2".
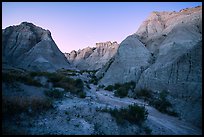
[
  {"x1": 133, "y1": 88, "x2": 153, "y2": 101},
  {"x1": 134, "y1": 89, "x2": 178, "y2": 116},
  {"x1": 78, "y1": 91, "x2": 86, "y2": 98},
  {"x1": 98, "y1": 85, "x2": 105, "y2": 89},
  {"x1": 101, "y1": 104, "x2": 148, "y2": 125},
  {"x1": 3, "y1": 71, "x2": 42, "y2": 87},
  {"x1": 2, "y1": 95, "x2": 53, "y2": 115},
  {"x1": 104, "y1": 81, "x2": 136, "y2": 98},
  {"x1": 143, "y1": 125, "x2": 152, "y2": 134},
  {"x1": 114, "y1": 86, "x2": 129, "y2": 98},
  {"x1": 104, "y1": 85, "x2": 114, "y2": 91},
  {"x1": 29, "y1": 71, "x2": 85, "y2": 98},
  {"x1": 149, "y1": 90, "x2": 178, "y2": 116}
]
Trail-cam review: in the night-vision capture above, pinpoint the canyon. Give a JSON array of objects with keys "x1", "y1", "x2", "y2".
[{"x1": 2, "y1": 6, "x2": 202, "y2": 135}]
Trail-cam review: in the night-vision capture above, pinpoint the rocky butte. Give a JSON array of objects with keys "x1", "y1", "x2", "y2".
[{"x1": 2, "y1": 22, "x2": 72, "y2": 72}]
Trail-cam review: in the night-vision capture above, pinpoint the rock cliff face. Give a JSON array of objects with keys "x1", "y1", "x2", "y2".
[
  {"x1": 65, "y1": 41, "x2": 119, "y2": 70},
  {"x1": 136, "y1": 6, "x2": 202, "y2": 53},
  {"x1": 2, "y1": 22, "x2": 71, "y2": 72},
  {"x1": 96, "y1": 6, "x2": 202, "y2": 127},
  {"x1": 96, "y1": 36, "x2": 152, "y2": 85},
  {"x1": 135, "y1": 6, "x2": 202, "y2": 127}
]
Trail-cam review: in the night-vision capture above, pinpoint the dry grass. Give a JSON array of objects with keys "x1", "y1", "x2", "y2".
[{"x1": 2, "y1": 95, "x2": 53, "y2": 115}]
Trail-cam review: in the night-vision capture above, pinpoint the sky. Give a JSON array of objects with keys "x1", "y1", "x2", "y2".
[{"x1": 2, "y1": 2, "x2": 202, "y2": 53}]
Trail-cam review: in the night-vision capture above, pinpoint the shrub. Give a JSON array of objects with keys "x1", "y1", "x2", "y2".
[
  {"x1": 143, "y1": 126, "x2": 152, "y2": 134},
  {"x1": 150, "y1": 98, "x2": 171, "y2": 112},
  {"x1": 44, "y1": 89, "x2": 64, "y2": 99},
  {"x1": 102, "y1": 104, "x2": 148, "y2": 125},
  {"x1": 75, "y1": 79, "x2": 84, "y2": 89},
  {"x1": 114, "y1": 86, "x2": 129, "y2": 98},
  {"x1": 149, "y1": 90, "x2": 178, "y2": 116},
  {"x1": 98, "y1": 85, "x2": 105, "y2": 89},
  {"x1": 114, "y1": 82, "x2": 135, "y2": 98},
  {"x1": 104, "y1": 85, "x2": 114, "y2": 91},
  {"x1": 113, "y1": 83, "x2": 122, "y2": 90},
  {"x1": 134, "y1": 88, "x2": 153, "y2": 100},
  {"x1": 120, "y1": 81, "x2": 136, "y2": 90},
  {"x1": 78, "y1": 91, "x2": 86, "y2": 98},
  {"x1": 129, "y1": 81, "x2": 136, "y2": 89},
  {"x1": 104, "y1": 81, "x2": 136, "y2": 98},
  {"x1": 29, "y1": 71, "x2": 39, "y2": 77},
  {"x1": 3, "y1": 72, "x2": 13, "y2": 82}
]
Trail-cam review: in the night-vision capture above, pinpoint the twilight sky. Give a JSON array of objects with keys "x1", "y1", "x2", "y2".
[{"x1": 2, "y1": 2, "x2": 202, "y2": 53}]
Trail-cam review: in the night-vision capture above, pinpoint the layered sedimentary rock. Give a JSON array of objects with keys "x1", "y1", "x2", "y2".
[
  {"x1": 96, "y1": 35, "x2": 152, "y2": 86},
  {"x1": 65, "y1": 41, "x2": 119, "y2": 70},
  {"x1": 136, "y1": 6, "x2": 202, "y2": 53},
  {"x1": 135, "y1": 6, "x2": 202, "y2": 127},
  {"x1": 97, "y1": 6, "x2": 202, "y2": 127},
  {"x1": 2, "y1": 22, "x2": 71, "y2": 72}
]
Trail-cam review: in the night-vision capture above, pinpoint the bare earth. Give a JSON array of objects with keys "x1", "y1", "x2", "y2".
[{"x1": 2, "y1": 83, "x2": 201, "y2": 135}]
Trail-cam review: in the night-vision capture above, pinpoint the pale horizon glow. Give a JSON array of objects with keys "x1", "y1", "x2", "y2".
[{"x1": 2, "y1": 2, "x2": 202, "y2": 53}]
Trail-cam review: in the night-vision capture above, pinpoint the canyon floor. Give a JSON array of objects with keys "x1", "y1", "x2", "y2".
[{"x1": 2, "y1": 72, "x2": 202, "y2": 135}]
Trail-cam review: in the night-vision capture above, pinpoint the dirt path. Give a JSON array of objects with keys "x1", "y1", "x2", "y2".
[{"x1": 88, "y1": 84, "x2": 202, "y2": 135}]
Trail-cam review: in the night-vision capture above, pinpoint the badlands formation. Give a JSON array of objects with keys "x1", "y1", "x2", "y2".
[
  {"x1": 2, "y1": 6, "x2": 202, "y2": 135},
  {"x1": 94, "y1": 6, "x2": 202, "y2": 127},
  {"x1": 64, "y1": 41, "x2": 119, "y2": 70},
  {"x1": 2, "y1": 22, "x2": 72, "y2": 72}
]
